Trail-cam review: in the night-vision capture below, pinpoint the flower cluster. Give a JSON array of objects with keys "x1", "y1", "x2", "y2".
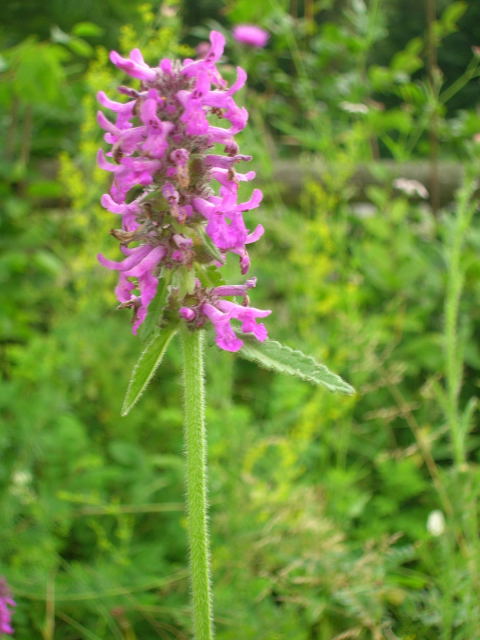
[
  {"x1": 0, "y1": 578, "x2": 15, "y2": 635},
  {"x1": 97, "y1": 30, "x2": 270, "y2": 351},
  {"x1": 179, "y1": 277, "x2": 269, "y2": 352}
]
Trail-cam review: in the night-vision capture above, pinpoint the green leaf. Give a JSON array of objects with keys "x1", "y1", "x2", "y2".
[
  {"x1": 441, "y1": 1, "x2": 467, "y2": 33},
  {"x1": 237, "y1": 336, "x2": 355, "y2": 394},
  {"x1": 67, "y1": 37, "x2": 94, "y2": 58},
  {"x1": 11, "y1": 39, "x2": 66, "y2": 104},
  {"x1": 122, "y1": 326, "x2": 178, "y2": 416}
]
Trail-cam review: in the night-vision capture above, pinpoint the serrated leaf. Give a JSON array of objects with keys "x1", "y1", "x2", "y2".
[
  {"x1": 237, "y1": 336, "x2": 355, "y2": 394},
  {"x1": 122, "y1": 327, "x2": 177, "y2": 416}
]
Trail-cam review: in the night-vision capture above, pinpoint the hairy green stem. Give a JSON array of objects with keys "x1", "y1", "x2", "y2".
[{"x1": 181, "y1": 327, "x2": 214, "y2": 640}]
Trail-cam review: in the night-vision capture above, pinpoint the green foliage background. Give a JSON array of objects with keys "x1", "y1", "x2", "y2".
[{"x1": 1, "y1": 1, "x2": 480, "y2": 638}]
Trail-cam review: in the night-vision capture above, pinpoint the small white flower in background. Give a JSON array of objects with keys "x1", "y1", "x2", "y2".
[
  {"x1": 12, "y1": 470, "x2": 31, "y2": 487},
  {"x1": 340, "y1": 101, "x2": 369, "y2": 114},
  {"x1": 427, "y1": 509, "x2": 445, "y2": 536},
  {"x1": 393, "y1": 177, "x2": 429, "y2": 199},
  {"x1": 10, "y1": 470, "x2": 33, "y2": 502},
  {"x1": 352, "y1": 203, "x2": 376, "y2": 219}
]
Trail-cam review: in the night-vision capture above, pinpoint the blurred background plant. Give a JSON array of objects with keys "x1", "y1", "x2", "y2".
[{"x1": 1, "y1": 0, "x2": 480, "y2": 638}]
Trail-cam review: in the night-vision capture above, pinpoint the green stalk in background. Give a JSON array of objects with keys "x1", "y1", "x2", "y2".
[
  {"x1": 443, "y1": 168, "x2": 477, "y2": 470},
  {"x1": 436, "y1": 166, "x2": 479, "y2": 640}
]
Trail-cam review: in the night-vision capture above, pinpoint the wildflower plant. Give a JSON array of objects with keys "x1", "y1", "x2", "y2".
[
  {"x1": 0, "y1": 578, "x2": 15, "y2": 636},
  {"x1": 96, "y1": 30, "x2": 353, "y2": 639}
]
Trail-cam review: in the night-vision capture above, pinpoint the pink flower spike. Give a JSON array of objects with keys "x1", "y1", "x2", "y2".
[
  {"x1": 233, "y1": 25, "x2": 269, "y2": 48},
  {"x1": 0, "y1": 577, "x2": 15, "y2": 635},
  {"x1": 97, "y1": 32, "x2": 269, "y2": 342}
]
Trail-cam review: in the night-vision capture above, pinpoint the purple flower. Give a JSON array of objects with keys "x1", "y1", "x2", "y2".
[
  {"x1": 109, "y1": 48, "x2": 157, "y2": 82},
  {"x1": 203, "y1": 300, "x2": 270, "y2": 351},
  {"x1": 192, "y1": 185, "x2": 264, "y2": 260},
  {"x1": 233, "y1": 25, "x2": 269, "y2": 48},
  {"x1": 179, "y1": 279, "x2": 270, "y2": 353},
  {"x1": 0, "y1": 578, "x2": 15, "y2": 635},
  {"x1": 97, "y1": 30, "x2": 270, "y2": 349}
]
